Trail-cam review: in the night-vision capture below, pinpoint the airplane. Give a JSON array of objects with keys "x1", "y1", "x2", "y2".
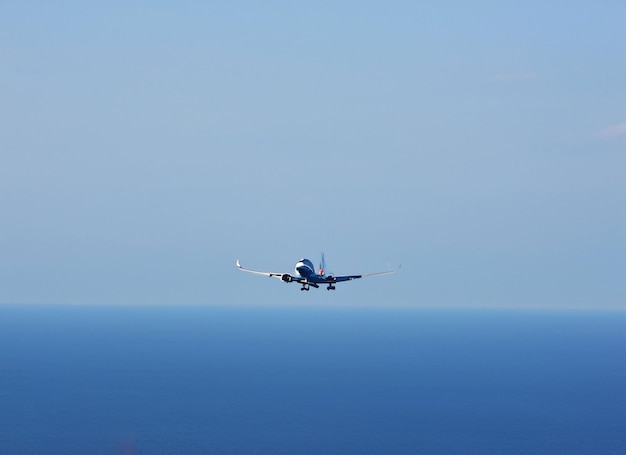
[{"x1": 235, "y1": 253, "x2": 395, "y2": 291}]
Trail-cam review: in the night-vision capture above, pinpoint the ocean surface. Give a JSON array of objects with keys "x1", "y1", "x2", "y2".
[{"x1": 0, "y1": 304, "x2": 624, "y2": 454}]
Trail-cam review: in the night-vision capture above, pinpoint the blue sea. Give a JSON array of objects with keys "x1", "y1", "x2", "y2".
[{"x1": 0, "y1": 305, "x2": 624, "y2": 454}]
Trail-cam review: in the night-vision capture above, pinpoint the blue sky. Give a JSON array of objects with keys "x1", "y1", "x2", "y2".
[{"x1": 1, "y1": 2, "x2": 625, "y2": 307}]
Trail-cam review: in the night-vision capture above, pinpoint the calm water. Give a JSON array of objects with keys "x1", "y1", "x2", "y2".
[{"x1": 0, "y1": 305, "x2": 624, "y2": 454}]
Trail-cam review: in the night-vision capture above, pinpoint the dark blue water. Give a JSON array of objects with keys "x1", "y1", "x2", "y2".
[{"x1": 1, "y1": 305, "x2": 624, "y2": 454}]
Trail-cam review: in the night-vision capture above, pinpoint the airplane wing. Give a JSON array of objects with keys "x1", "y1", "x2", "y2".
[
  {"x1": 362, "y1": 269, "x2": 397, "y2": 277},
  {"x1": 235, "y1": 260, "x2": 286, "y2": 279},
  {"x1": 329, "y1": 268, "x2": 397, "y2": 283}
]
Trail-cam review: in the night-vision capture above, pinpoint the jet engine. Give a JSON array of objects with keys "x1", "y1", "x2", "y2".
[{"x1": 281, "y1": 274, "x2": 293, "y2": 283}]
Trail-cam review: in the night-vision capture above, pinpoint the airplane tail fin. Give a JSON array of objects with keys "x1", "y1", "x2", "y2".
[{"x1": 318, "y1": 252, "x2": 326, "y2": 275}]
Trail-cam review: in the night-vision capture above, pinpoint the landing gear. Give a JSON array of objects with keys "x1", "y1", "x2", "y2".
[
  {"x1": 300, "y1": 284, "x2": 310, "y2": 291},
  {"x1": 327, "y1": 285, "x2": 336, "y2": 291}
]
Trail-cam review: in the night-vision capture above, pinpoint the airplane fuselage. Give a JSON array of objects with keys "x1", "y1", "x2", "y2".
[
  {"x1": 291, "y1": 258, "x2": 363, "y2": 290},
  {"x1": 295, "y1": 259, "x2": 317, "y2": 278}
]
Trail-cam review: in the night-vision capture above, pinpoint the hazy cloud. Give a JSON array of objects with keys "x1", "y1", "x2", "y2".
[{"x1": 598, "y1": 122, "x2": 626, "y2": 140}]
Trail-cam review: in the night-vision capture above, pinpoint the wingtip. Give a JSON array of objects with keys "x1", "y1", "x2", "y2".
[{"x1": 236, "y1": 259, "x2": 241, "y2": 268}]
